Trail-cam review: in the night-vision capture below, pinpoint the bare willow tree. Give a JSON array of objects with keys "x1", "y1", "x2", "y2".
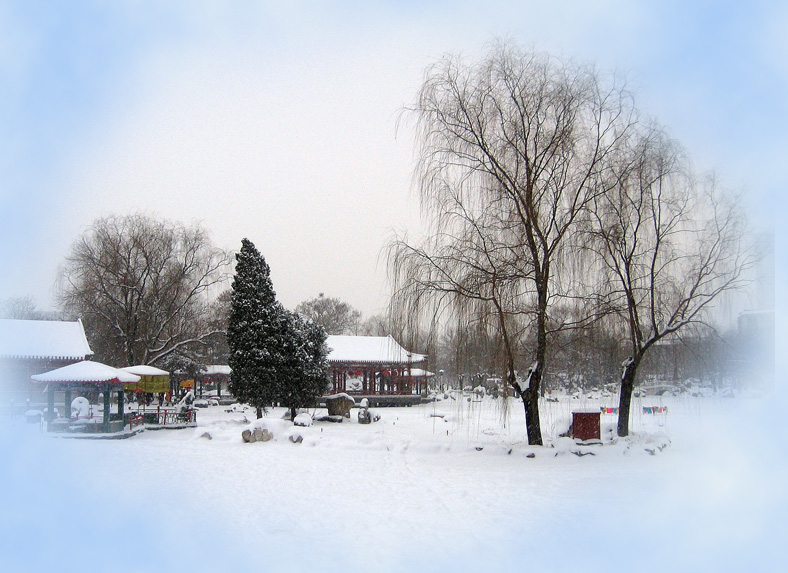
[
  {"x1": 58, "y1": 214, "x2": 233, "y2": 369},
  {"x1": 389, "y1": 42, "x2": 635, "y2": 445},
  {"x1": 589, "y1": 124, "x2": 752, "y2": 436}
]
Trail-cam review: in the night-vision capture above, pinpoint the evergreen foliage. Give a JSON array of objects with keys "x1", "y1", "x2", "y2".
[
  {"x1": 228, "y1": 239, "x2": 288, "y2": 416},
  {"x1": 280, "y1": 312, "x2": 329, "y2": 420},
  {"x1": 228, "y1": 239, "x2": 328, "y2": 419}
]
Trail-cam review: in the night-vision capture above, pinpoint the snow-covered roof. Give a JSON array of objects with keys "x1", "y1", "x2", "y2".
[
  {"x1": 0, "y1": 318, "x2": 93, "y2": 361},
  {"x1": 326, "y1": 335, "x2": 426, "y2": 365},
  {"x1": 203, "y1": 365, "x2": 231, "y2": 376},
  {"x1": 31, "y1": 360, "x2": 141, "y2": 384},
  {"x1": 409, "y1": 368, "x2": 434, "y2": 377},
  {"x1": 121, "y1": 365, "x2": 169, "y2": 376}
]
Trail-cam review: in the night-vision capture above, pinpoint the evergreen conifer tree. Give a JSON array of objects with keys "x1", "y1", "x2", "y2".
[
  {"x1": 279, "y1": 312, "x2": 329, "y2": 421},
  {"x1": 227, "y1": 239, "x2": 330, "y2": 421},
  {"x1": 228, "y1": 239, "x2": 289, "y2": 418}
]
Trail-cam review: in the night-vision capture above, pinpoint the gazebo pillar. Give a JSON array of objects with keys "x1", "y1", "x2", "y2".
[
  {"x1": 103, "y1": 383, "x2": 111, "y2": 433},
  {"x1": 64, "y1": 386, "x2": 72, "y2": 420},
  {"x1": 47, "y1": 383, "x2": 55, "y2": 432},
  {"x1": 117, "y1": 389, "x2": 125, "y2": 424}
]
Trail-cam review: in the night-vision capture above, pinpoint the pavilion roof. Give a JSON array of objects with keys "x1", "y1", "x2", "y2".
[
  {"x1": 202, "y1": 364, "x2": 231, "y2": 376},
  {"x1": 0, "y1": 318, "x2": 93, "y2": 361},
  {"x1": 31, "y1": 360, "x2": 141, "y2": 384},
  {"x1": 326, "y1": 335, "x2": 426, "y2": 365},
  {"x1": 409, "y1": 368, "x2": 434, "y2": 377}
]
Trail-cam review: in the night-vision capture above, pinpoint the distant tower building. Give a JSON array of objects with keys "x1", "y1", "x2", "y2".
[{"x1": 736, "y1": 231, "x2": 774, "y2": 391}]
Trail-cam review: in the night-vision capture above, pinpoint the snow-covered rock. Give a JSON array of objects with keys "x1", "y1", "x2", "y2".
[{"x1": 325, "y1": 393, "x2": 355, "y2": 417}]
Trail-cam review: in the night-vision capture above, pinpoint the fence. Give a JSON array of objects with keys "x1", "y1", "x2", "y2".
[{"x1": 129, "y1": 407, "x2": 197, "y2": 428}]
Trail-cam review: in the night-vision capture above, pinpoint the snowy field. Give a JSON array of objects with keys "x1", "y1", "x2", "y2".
[{"x1": 1, "y1": 392, "x2": 785, "y2": 572}]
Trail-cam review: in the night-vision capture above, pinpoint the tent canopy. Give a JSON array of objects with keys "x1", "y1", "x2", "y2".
[
  {"x1": 121, "y1": 365, "x2": 170, "y2": 393},
  {"x1": 121, "y1": 365, "x2": 169, "y2": 377}
]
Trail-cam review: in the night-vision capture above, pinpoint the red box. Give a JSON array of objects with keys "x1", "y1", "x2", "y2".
[{"x1": 572, "y1": 411, "x2": 601, "y2": 441}]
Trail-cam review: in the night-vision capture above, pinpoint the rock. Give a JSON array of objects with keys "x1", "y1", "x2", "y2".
[
  {"x1": 282, "y1": 408, "x2": 309, "y2": 420},
  {"x1": 200, "y1": 431, "x2": 212, "y2": 440},
  {"x1": 253, "y1": 427, "x2": 263, "y2": 442},
  {"x1": 293, "y1": 413, "x2": 312, "y2": 427},
  {"x1": 359, "y1": 398, "x2": 369, "y2": 409},
  {"x1": 325, "y1": 393, "x2": 355, "y2": 417},
  {"x1": 242, "y1": 429, "x2": 252, "y2": 443},
  {"x1": 315, "y1": 415, "x2": 344, "y2": 423},
  {"x1": 289, "y1": 434, "x2": 303, "y2": 444},
  {"x1": 260, "y1": 428, "x2": 273, "y2": 442},
  {"x1": 358, "y1": 409, "x2": 371, "y2": 424},
  {"x1": 25, "y1": 410, "x2": 43, "y2": 424}
]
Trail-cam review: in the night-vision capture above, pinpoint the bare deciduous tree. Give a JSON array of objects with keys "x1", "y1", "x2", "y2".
[
  {"x1": 589, "y1": 124, "x2": 752, "y2": 436},
  {"x1": 389, "y1": 42, "x2": 634, "y2": 445},
  {"x1": 58, "y1": 214, "x2": 233, "y2": 369},
  {"x1": 294, "y1": 293, "x2": 362, "y2": 335},
  {"x1": 0, "y1": 296, "x2": 40, "y2": 320}
]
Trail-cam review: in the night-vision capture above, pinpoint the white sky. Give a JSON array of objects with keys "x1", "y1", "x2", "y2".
[{"x1": 0, "y1": 1, "x2": 783, "y2": 319}]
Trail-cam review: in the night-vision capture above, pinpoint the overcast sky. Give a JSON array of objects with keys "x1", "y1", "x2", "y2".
[{"x1": 0, "y1": 0, "x2": 783, "y2": 319}]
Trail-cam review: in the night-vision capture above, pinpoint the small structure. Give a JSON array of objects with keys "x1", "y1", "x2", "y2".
[
  {"x1": 121, "y1": 365, "x2": 170, "y2": 394},
  {"x1": 172, "y1": 365, "x2": 231, "y2": 401},
  {"x1": 31, "y1": 361, "x2": 140, "y2": 433},
  {"x1": 0, "y1": 319, "x2": 93, "y2": 412},
  {"x1": 197, "y1": 364, "x2": 231, "y2": 399},
  {"x1": 325, "y1": 335, "x2": 427, "y2": 405},
  {"x1": 571, "y1": 411, "x2": 601, "y2": 442}
]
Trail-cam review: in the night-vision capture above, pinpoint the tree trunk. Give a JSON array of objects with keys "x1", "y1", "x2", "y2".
[
  {"x1": 523, "y1": 285, "x2": 548, "y2": 446},
  {"x1": 522, "y1": 369, "x2": 543, "y2": 446},
  {"x1": 256, "y1": 406, "x2": 263, "y2": 419},
  {"x1": 617, "y1": 356, "x2": 640, "y2": 437},
  {"x1": 290, "y1": 406, "x2": 297, "y2": 422}
]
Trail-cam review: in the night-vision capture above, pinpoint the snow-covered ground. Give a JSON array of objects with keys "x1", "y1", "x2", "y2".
[{"x1": 1, "y1": 392, "x2": 785, "y2": 572}]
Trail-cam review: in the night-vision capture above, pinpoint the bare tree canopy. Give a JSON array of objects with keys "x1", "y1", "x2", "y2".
[
  {"x1": 588, "y1": 123, "x2": 753, "y2": 436},
  {"x1": 0, "y1": 296, "x2": 40, "y2": 320},
  {"x1": 58, "y1": 214, "x2": 233, "y2": 369},
  {"x1": 390, "y1": 41, "x2": 635, "y2": 445},
  {"x1": 294, "y1": 293, "x2": 362, "y2": 335}
]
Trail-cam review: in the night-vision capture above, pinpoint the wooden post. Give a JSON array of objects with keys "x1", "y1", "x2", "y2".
[
  {"x1": 118, "y1": 389, "x2": 125, "y2": 425},
  {"x1": 64, "y1": 387, "x2": 72, "y2": 420},
  {"x1": 47, "y1": 383, "x2": 55, "y2": 432},
  {"x1": 103, "y1": 383, "x2": 111, "y2": 433}
]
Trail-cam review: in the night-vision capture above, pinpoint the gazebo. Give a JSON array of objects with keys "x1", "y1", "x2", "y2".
[
  {"x1": 196, "y1": 364, "x2": 231, "y2": 398},
  {"x1": 325, "y1": 335, "x2": 427, "y2": 403},
  {"x1": 31, "y1": 361, "x2": 140, "y2": 433}
]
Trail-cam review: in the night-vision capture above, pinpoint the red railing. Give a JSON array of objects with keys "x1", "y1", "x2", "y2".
[{"x1": 130, "y1": 407, "x2": 197, "y2": 427}]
